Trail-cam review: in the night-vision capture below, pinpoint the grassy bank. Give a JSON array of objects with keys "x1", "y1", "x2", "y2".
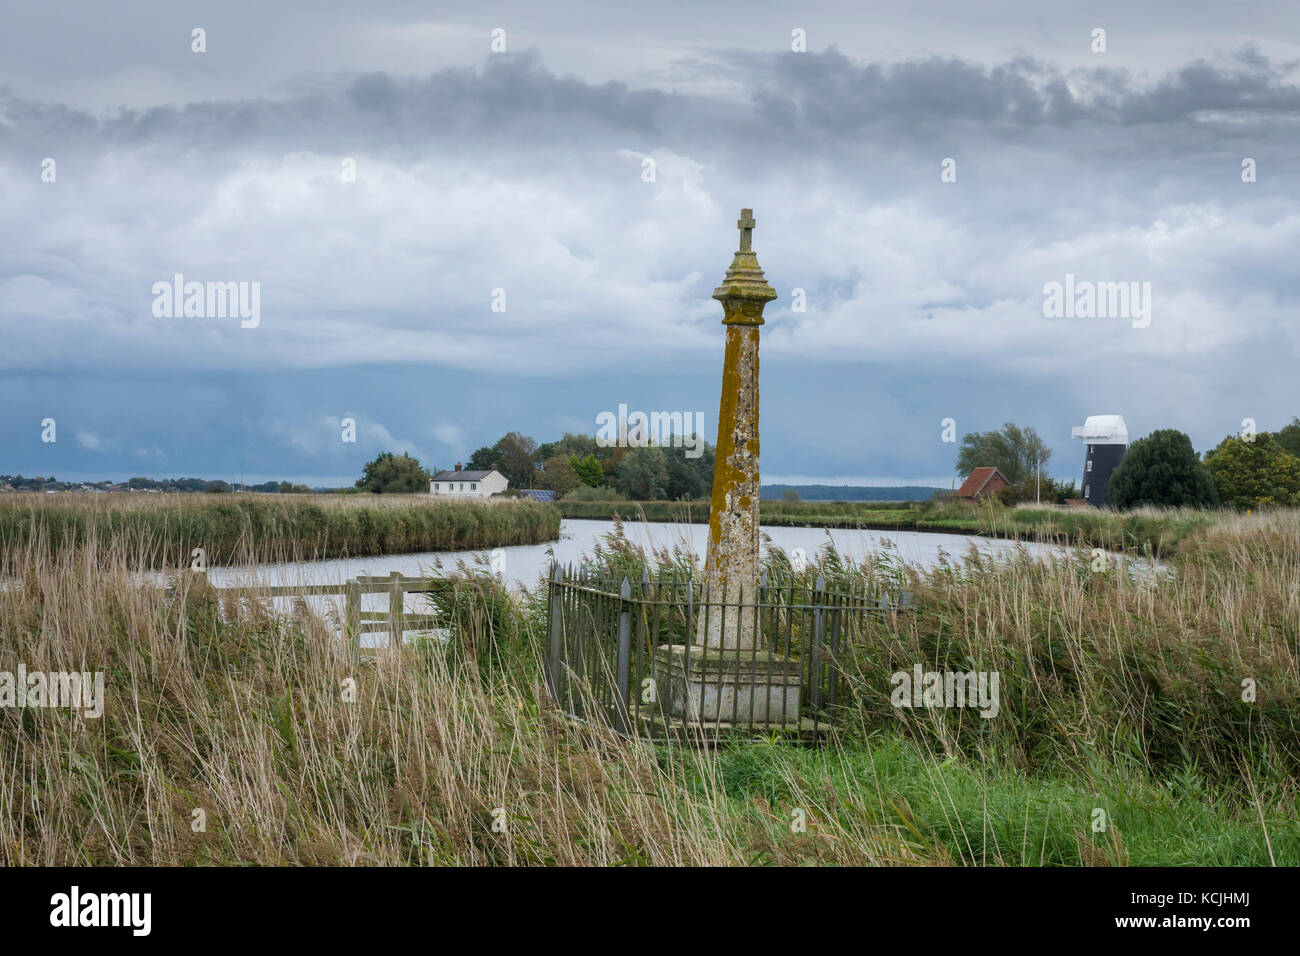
[
  {"x1": 0, "y1": 510, "x2": 1295, "y2": 865},
  {"x1": 559, "y1": 498, "x2": 1228, "y2": 557},
  {"x1": 560, "y1": 498, "x2": 918, "y2": 525},
  {"x1": 0, "y1": 493, "x2": 561, "y2": 569}
]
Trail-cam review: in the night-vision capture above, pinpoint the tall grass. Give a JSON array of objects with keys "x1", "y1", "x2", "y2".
[
  {"x1": 986, "y1": 503, "x2": 1221, "y2": 557},
  {"x1": 0, "y1": 510, "x2": 1294, "y2": 865},
  {"x1": 0, "y1": 534, "x2": 877, "y2": 865},
  {"x1": 0, "y1": 493, "x2": 560, "y2": 570},
  {"x1": 837, "y1": 511, "x2": 1300, "y2": 800}
]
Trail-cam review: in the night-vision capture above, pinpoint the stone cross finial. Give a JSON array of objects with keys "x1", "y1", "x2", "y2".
[{"x1": 737, "y1": 209, "x2": 756, "y2": 251}]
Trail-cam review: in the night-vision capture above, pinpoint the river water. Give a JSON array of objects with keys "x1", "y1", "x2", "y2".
[
  {"x1": 196, "y1": 519, "x2": 1073, "y2": 647},
  {"x1": 207, "y1": 518, "x2": 1068, "y2": 590}
]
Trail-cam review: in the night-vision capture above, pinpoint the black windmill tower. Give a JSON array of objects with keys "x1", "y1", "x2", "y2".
[{"x1": 1071, "y1": 415, "x2": 1129, "y2": 507}]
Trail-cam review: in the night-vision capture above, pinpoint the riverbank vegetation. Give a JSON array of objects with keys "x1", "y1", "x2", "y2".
[
  {"x1": 0, "y1": 493, "x2": 560, "y2": 569},
  {"x1": 0, "y1": 509, "x2": 1295, "y2": 865},
  {"x1": 559, "y1": 498, "x2": 1233, "y2": 558}
]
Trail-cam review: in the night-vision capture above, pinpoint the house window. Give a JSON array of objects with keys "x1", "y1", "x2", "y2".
[
  {"x1": 459, "y1": 483, "x2": 464, "y2": 491},
  {"x1": 1084, "y1": 484, "x2": 1090, "y2": 498},
  {"x1": 1086, "y1": 460, "x2": 1092, "y2": 472},
  {"x1": 471, "y1": 483, "x2": 477, "y2": 490},
  {"x1": 434, "y1": 483, "x2": 440, "y2": 491}
]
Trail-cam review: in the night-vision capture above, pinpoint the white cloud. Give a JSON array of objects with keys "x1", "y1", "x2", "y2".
[
  {"x1": 432, "y1": 423, "x2": 464, "y2": 448},
  {"x1": 75, "y1": 431, "x2": 111, "y2": 452}
]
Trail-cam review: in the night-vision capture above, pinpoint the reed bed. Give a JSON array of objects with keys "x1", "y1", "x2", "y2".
[
  {"x1": 0, "y1": 510, "x2": 1295, "y2": 865},
  {"x1": 841, "y1": 511, "x2": 1300, "y2": 796},
  {"x1": 0, "y1": 535, "x2": 895, "y2": 865},
  {"x1": 0, "y1": 493, "x2": 560, "y2": 570}
]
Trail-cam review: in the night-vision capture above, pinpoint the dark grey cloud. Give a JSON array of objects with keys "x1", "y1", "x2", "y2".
[{"x1": 7, "y1": 42, "x2": 1300, "y2": 154}]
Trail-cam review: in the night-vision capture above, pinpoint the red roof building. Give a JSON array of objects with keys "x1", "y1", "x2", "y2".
[{"x1": 955, "y1": 467, "x2": 1011, "y2": 500}]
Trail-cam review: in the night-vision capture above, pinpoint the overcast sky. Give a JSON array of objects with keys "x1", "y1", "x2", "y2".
[{"x1": 3, "y1": 1, "x2": 1299, "y2": 486}]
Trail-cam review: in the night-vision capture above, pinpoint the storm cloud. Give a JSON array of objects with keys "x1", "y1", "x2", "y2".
[{"x1": 2, "y1": 3, "x2": 1298, "y2": 486}]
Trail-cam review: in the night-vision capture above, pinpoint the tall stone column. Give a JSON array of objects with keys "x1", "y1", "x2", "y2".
[
  {"x1": 696, "y1": 209, "x2": 777, "y2": 648},
  {"x1": 653, "y1": 209, "x2": 801, "y2": 728}
]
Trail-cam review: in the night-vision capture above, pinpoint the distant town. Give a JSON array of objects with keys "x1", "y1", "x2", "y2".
[{"x1": 0, "y1": 475, "x2": 316, "y2": 495}]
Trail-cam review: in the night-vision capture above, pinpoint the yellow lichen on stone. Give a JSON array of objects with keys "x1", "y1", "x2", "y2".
[{"x1": 697, "y1": 212, "x2": 776, "y2": 649}]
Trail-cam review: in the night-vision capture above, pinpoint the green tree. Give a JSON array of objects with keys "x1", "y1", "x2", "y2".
[
  {"x1": 465, "y1": 445, "x2": 496, "y2": 472},
  {"x1": 571, "y1": 453, "x2": 605, "y2": 488},
  {"x1": 536, "y1": 454, "x2": 583, "y2": 497},
  {"x1": 468, "y1": 432, "x2": 539, "y2": 489},
  {"x1": 1203, "y1": 432, "x2": 1300, "y2": 510},
  {"x1": 663, "y1": 439, "x2": 714, "y2": 500},
  {"x1": 537, "y1": 433, "x2": 602, "y2": 463},
  {"x1": 1107, "y1": 429, "x2": 1217, "y2": 509},
  {"x1": 955, "y1": 423, "x2": 1050, "y2": 485},
  {"x1": 1275, "y1": 417, "x2": 1300, "y2": 459},
  {"x1": 614, "y1": 446, "x2": 670, "y2": 500},
  {"x1": 355, "y1": 452, "x2": 431, "y2": 494}
]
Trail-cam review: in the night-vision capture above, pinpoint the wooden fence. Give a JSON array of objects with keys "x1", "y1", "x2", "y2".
[{"x1": 177, "y1": 570, "x2": 452, "y2": 653}]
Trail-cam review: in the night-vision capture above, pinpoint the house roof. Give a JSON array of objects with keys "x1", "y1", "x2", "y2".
[
  {"x1": 520, "y1": 489, "x2": 557, "y2": 502},
  {"x1": 431, "y1": 470, "x2": 496, "y2": 481},
  {"x1": 956, "y1": 466, "x2": 1010, "y2": 498}
]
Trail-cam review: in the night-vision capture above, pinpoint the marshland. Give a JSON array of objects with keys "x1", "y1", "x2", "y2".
[{"x1": 0, "y1": 494, "x2": 1296, "y2": 865}]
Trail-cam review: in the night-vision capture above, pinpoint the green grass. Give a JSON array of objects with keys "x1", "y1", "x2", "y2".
[{"x1": 683, "y1": 736, "x2": 1294, "y2": 865}]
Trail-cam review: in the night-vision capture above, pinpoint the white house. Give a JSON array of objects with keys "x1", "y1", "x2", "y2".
[{"x1": 429, "y1": 466, "x2": 508, "y2": 498}]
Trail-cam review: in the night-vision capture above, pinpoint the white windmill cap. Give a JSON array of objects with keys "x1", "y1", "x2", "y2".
[{"x1": 1071, "y1": 415, "x2": 1129, "y2": 445}]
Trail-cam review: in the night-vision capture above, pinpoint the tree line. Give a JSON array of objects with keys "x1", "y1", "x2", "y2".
[
  {"x1": 955, "y1": 418, "x2": 1300, "y2": 510},
  {"x1": 354, "y1": 432, "x2": 716, "y2": 501}
]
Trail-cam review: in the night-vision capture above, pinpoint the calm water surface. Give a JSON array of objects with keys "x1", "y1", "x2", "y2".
[{"x1": 208, "y1": 518, "x2": 1069, "y2": 590}]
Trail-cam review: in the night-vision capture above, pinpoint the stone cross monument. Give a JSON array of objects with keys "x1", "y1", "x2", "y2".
[
  {"x1": 653, "y1": 209, "x2": 802, "y2": 728},
  {"x1": 696, "y1": 209, "x2": 777, "y2": 648}
]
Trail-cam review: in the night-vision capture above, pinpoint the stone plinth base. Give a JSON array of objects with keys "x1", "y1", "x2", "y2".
[{"x1": 652, "y1": 644, "x2": 802, "y2": 726}]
